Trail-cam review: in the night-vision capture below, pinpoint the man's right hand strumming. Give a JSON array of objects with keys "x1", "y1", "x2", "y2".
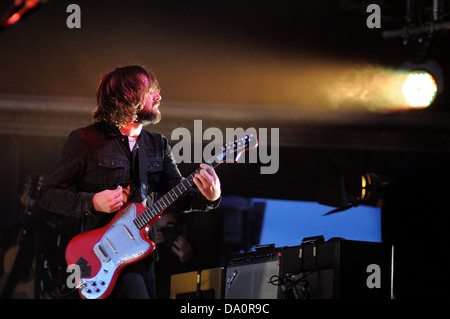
[{"x1": 92, "y1": 185, "x2": 127, "y2": 213}]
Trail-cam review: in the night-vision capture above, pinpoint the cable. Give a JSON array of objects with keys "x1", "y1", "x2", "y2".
[{"x1": 268, "y1": 270, "x2": 317, "y2": 299}]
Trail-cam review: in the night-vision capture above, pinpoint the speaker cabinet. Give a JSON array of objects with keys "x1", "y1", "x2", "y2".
[
  {"x1": 279, "y1": 239, "x2": 394, "y2": 299},
  {"x1": 170, "y1": 267, "x2": 224, "y2": 299}
]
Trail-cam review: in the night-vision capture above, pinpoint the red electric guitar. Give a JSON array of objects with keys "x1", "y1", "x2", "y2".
[{"x1": 65, "y1": 135, "x2": 258, "y2": 299}]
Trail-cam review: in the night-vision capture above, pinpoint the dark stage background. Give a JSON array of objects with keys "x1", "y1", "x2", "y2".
[{"x1": 0, "y1": 0, "x2": 449, "y2": 299}]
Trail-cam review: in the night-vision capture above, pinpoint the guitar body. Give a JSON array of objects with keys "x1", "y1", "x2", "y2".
[{"x1": 65, "y1": 202, "x2": 157, "y2": 299}]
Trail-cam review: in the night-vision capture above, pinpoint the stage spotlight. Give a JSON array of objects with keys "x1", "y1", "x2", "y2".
[
  {"x1": 401, "y1": 71, "x2": 438, "y2": 108},
  {"x1": 317, "y1": 173, "x2": 388, "y2": 215},
  {"x1": 398, "y1": 60, "x2": 443, "y2": 108}
]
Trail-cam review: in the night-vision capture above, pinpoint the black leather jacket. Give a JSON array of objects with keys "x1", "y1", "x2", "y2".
[{"x1": 39, "y1": 121, "x2": 219, "y2": 231}]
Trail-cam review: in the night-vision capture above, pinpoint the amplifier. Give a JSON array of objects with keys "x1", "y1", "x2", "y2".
[
  {"x1": 225, "y1": 239, "x2": 394, "y2": 299},
  {"x1": 170, "y1": 267, "x2": 224, "y2": 299},
  {"x1": 225, "y1": 245, "x2": 282, "y2": 299},
  {"x1": 281, "y1": 238, "x2": 394, "y2": 299}
]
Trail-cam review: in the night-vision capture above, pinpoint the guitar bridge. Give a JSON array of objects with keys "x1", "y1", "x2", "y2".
[{"x1": 94, "y1": 244, "x2": 111, "y2": 263}]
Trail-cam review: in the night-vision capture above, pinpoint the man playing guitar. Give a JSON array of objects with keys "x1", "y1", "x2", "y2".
[{"x1": 39, "y1": 65, "x2": 221, "y2": 298}]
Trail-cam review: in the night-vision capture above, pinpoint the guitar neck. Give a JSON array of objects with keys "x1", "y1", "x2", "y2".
[
  {"x1": 133, "y1": 162, "x2": 217, "y2": 230},
  {"x1": 132, "y1": 134, "x2": 256, "y2": 230}
]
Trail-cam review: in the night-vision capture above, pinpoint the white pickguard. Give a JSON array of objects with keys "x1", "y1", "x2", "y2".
[{"x1": 79, "y1": 204, "x2": 151, "y2": 299}]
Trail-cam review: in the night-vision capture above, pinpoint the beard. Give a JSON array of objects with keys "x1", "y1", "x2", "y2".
[{"x1": 135, "y1": 105, "x2": 161, "y2": 126}]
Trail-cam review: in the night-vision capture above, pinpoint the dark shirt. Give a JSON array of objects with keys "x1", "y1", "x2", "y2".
[{"x1": 39, "y1": 120, "x2": 220, "y2": 232}]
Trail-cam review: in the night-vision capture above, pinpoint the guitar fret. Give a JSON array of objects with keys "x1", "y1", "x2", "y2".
[
  {"x1": 145, "y1": 210, "x2": 152, "y2": 222},
  {"x1": 165, "y1": 195, "x2": 172, "y2": 204},
  {"x1": 137, "y1": 217, "x2": 144, "y2": 228}
]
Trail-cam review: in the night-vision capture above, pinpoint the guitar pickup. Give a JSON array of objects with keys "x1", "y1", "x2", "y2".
[{"x1": 122, "y1": 224, "x2": 134, "y2": 240}]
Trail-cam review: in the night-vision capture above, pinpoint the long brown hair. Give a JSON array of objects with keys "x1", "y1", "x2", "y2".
[{"x1": 93, "y1": 65, "x2": 160, "y2": 127}]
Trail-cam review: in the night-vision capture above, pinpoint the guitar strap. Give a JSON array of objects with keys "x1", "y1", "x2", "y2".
[
  {"x1": 136, "y1": 137, "x2": 149, "y2": 205},
  {"x1": 136, "y1": 135, "x2": 158, "y2": 260}
]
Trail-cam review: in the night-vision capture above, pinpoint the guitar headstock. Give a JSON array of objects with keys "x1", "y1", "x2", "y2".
[{"x1": 211, "y1": 135, "x2": 259, "y2": 165}]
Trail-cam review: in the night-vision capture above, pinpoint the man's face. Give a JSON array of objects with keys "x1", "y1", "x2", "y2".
[{"x1": 135, "y1": 90, "x2": 162, "y2": 125}]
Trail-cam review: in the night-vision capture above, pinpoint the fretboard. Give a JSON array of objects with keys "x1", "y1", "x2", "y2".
[{"x1": 133, "y1": 166, "x2": 205, "y2": 230}]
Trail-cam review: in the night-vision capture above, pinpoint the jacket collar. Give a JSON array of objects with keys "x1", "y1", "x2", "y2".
[
  {"x1": 94, "y1": 120, "x2": 153, "y2": 150},
  {"x1": 95, "y1": 120, "x2": 123, "y2": 137}
]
